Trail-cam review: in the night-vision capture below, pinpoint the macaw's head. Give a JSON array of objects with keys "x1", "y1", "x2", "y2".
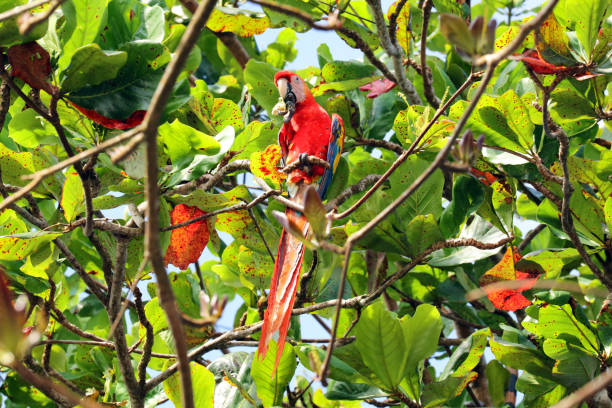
[{"x1": 273, "y1": 71, "x2": 312, "y2": 123}]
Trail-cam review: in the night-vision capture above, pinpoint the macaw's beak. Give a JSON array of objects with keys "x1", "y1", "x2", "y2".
[{"x1": 272, "y1": 78, "x2": 297, "y2": 123}]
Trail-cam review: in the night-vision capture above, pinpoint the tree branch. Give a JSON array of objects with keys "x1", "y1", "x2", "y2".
[
  {"x1": 141, "y1": 2, "x2": 217, "y2": 407},
  {"x1": 365, "y1": 0, "x2": 422, "y2": 105},
  {"x1": 420, "y1": 0, "x2": 440, "y2": 108}
]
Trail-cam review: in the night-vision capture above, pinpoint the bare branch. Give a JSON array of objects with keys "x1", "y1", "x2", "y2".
[
  {"x1": 326, "y1": 174, "x2": 381, "y2": 210},
  {"x1": 355, "y1": 138, "x2": 404, "y2": 155},
  {"x1": 249, "y1": 0, "x2": 343, "y2": 30}
]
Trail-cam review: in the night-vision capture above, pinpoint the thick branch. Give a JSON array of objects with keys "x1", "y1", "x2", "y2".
[{"x1": 141, "y1": 2, "x2": 216, "y2": 408}]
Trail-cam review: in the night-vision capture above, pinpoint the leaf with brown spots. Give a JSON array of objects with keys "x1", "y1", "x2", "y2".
[
  {"x1": 207, "y1": 8, "x2": 270, "y2": 37},
  {"x1": 479, "y1": 247, "x2": 544, "y2": 311},
  {"x1": 164, "y1": 204, "x2": 210, "y2": 270},
  {"x1": 7, "y1": 42, "x2": 55, "y2": 94}
]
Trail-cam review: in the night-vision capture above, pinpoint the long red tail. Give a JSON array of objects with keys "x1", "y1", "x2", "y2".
[{"x1": 257, "y1": 207, "x2": 308, "y2": 371}]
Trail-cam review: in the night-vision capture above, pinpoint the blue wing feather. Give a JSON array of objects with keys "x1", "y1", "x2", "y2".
[{"x1": 317, "y1": 114, "x2": 345, "y2": 199}]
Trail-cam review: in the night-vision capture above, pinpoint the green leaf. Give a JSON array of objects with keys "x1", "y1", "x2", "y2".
[
  {"x1": 321, "y1": 61, "x2": 377, "y2": 82},
  {"x1": 252, "y1": 341, "x2": 297, "y2": 406},
  {"x1": 325, "y1": 381, "x2": 387, "y2": 400},
  {"x1": 8, "y1": 109, "x2": 57, "y2": 148},
  {"x1": 522, "y1": 304, "x2": 599, "y2": 355},
  {"x1": 61, "y1": 166, "x2": 84, "y2": 223},
  {"x1": 440, "y1": 328, "x2": 491, "y2": 380},
  {"x1": 498, "y1": 90, "x2": 535, "y2": 150},
  {"x1": 560, "y1": 0, "x2": 607, "y2": 59},
  {"x1": 60, "y1": 44, "x2": 127, "y2": 92},
  {"x1": 0, "y1": 0, "x2": 48, "y2": 47},
  {"x1": 207, "y1": 7, "x2": 270, "y2": 37},
  {"x1": 421, "y1": 373, "x2": 478, "y2": 408},
  {"x1": 244, "y1": 60, "x2": 279, "y2": 118},
  {"x1": 164, "y1": 362, "x2": 214, "y2": 408},
  {"x1": 440, "y1": 176, "x2": 484, "y2": 237},
  {"x1": 261, "y1": 28, "x2": 298, "y2": 69},
  {"x1": 59, "y1": 0, "x2": 109, "y2": 71},
  {"x1": 485, "y1": 360, "x2": 510, "y2": 406},
  {"x1": 429, "y1": 215, "x2": 507, "y2": 267},
  {"x1": 159, "y1": 120, "x2": 220, "y2": 163},
  {"x1": 402, "y1": 304, "x2": 442, "y2": 373},
  {"x1": 489, "y1": 337, "x2": 555, "y2": 380},
  {"x1": 263, "y1": 0, "x2": 322, "y2": 32},
  {"x1": 404, "y1": 214, "x2": 443, "y2": 257},
  {"x1": 67, "y1": 41, "x2": 188, "y2": 121},
  {"x1": 133, "y1": 4, "x2": 165, "y2": 42},
  {"x1": 353, "y1": 302, "x2": 407, "y2": 390},
  {"x1": 0, "y1": 210, "x2": 62, "y2": 261},
  {"x1": 296, "y1": 344, "x2": 363, "y2": 384}
]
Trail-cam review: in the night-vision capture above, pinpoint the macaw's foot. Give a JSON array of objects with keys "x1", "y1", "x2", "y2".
[{"x1": 298, "y1": 153, "x2": 312, "y2": 174}]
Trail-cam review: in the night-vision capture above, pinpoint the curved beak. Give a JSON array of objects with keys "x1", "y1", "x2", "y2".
[{"x1": 275, "y1": 78, "x2": 297, "y2": 123}]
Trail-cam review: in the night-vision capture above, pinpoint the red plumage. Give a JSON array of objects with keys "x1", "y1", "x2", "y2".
[{"x1": 257, "y1": 71, "x2": 344, "y2": 373}]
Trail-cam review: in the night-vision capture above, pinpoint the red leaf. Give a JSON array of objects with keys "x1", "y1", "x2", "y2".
[
  {"x1": 164, "y1": 204, "x2": 209, "y2": 270},
  {"x1": 479, "y1": 247, "x2": 544, "y2": 311},
  {"x1": 470, "y1": 168, "x2": 498, "y2": 186},
  {"x1": 69, "y1": 101, "x2": 146, "y2": 129},
  {"x1": 7, "y1": 42, "x2": 56, "y2": 95},
  {"x1": 511, "y1": 49, "x2": 565, "y2": 75},
  {"x1": 359, "y1": 78, "x2": 396, "y2": 98}
]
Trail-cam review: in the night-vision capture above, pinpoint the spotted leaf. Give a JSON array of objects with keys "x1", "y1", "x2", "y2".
[
  {"x1": 164, "y1": 204, "x2": 210, "y2": 270},
  {"x1": 250, "y1": 144, "x2": 286, "y2": 187}
]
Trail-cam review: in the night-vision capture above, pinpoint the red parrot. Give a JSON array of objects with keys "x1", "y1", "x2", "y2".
[{"x1": 257, "y1": 71, "x2": 345, "y2": 371}]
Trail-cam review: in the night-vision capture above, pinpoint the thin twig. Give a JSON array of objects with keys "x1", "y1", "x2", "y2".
[
  {"x1": 0, "y1": 0, "x2": 51, "y2": 22},
  {"x1": 355, "y1": 138, "x2": 404, "y2": 155},
  {"x1": 162, "y1": 189, "x2": 280, "y2": 232},
  {"x1": 325, "y1": 174, "x2": 381, "y2": 209},
  {"x1": 517, "y1": 223, "x2": 546, "y2": 252},
  {"x1": 248, "y1": 0, "x2": 342, "y2": 30},
  {"x1": 18, "y1": 0, "x2": 66, "y2": 35}
]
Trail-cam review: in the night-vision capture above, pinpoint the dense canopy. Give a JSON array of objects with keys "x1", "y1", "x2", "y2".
[{"x1": 0, "y1": 0, "x2": 611, "y2": 407}]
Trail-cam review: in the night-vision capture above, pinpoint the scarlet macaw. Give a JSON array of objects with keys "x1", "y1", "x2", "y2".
[{"x1": 257, "y1": 71, "x2": 345, "y2": 371}]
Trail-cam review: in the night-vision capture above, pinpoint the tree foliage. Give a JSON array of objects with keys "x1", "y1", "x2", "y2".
[{"x1": 0, "y1": 0, "x2": 611, "y2": 407}]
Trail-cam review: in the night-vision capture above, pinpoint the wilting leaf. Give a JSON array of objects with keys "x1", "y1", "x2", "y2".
[
  {"x1": 70, "y1": 102, "x2": 146, "y2": 129},
  {"x1": 61, "y1": 167, "x2": 84, "y2": 223},
  {"x1": 164, "y1": 204, "x2": 210, "y2": 270},
  {"x1": 479, "y1": 247, "x2": 544, "y2": 311},
  {"x1": 7, "y1": 42, "x2": 54, "y2": 94}
]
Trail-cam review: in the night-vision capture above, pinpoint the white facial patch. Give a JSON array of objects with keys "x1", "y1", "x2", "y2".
[
  {"x1": 277, "y1": 78, "x2": 289, "y2": 98},
  {"x1": 290, "y1": 76, "x2": 306, "y2": 103}
]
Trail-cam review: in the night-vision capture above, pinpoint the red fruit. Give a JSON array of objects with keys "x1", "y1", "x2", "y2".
[{"x1": 164, "y1": 204, "x2": 209, "y2": 270}]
